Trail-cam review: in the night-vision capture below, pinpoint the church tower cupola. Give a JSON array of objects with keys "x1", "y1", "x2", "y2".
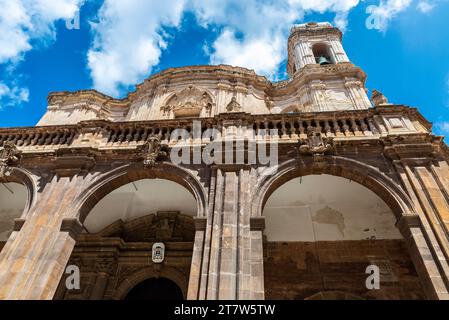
[{"x1": 287, "y1": 22, "x2": 350, "y2": 76}]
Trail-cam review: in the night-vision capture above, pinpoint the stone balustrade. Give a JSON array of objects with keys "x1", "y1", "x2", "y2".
[{"x1": 0, "y1": 106, "x2": 428, "y2": 152}]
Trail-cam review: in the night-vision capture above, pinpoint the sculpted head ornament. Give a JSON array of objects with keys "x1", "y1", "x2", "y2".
[{"x1": 0, "y1": 142, "x2": 21, "y2": 178}]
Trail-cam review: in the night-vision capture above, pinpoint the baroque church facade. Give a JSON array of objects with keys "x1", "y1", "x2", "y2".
[{"x1": 0, "y1": 22, "x2": 448, "y2": 300}]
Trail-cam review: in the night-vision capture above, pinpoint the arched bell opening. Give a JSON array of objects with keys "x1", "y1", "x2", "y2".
[
  {"x1": 262, "y1": 174, "x2": 425, "y2": 300},
  {"x1": 312, "y1": 43, "x2": 334, "y2": 65}
]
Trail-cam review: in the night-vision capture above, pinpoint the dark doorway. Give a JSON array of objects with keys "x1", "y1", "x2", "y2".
[{"x1": 124, "y1": 278, "x2": 184, "y2": 300}]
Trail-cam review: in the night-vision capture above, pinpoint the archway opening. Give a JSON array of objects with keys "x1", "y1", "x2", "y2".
[
  {"x1": 312, "y1": 43, "x2": 334, "y2": 65},
  {"x1": 124, "y1": 278, "x2": 184, "y2": 300},
  {"x1": 262, "y1": 174, "x2": 425, "y2": 300},
  {"x1": 84, "y1": 178, "x2": 197, "y2": 233},
  {"x1": 56, "y1": 178, "x2": 197, "y2": 300},
  {"x1": 0, "y1": 182, "x2": 27, "y2": 252}
]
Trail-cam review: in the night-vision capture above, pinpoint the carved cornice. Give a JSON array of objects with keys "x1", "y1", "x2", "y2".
[
  {"x1": 61, "y1": 218, "x2": 84, "y2": 240},
  {"x1": 53, "y1": 146, "x2": 97, "y2": 176},
  {"x1": 381, "y1": 134, "x2": 442, "y2": 162}
]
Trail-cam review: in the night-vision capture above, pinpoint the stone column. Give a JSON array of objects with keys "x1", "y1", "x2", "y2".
[
  {"x1": 90, "y1": 273, "x2": 109, "y2": 300},
  {"x1": 294, "y1": 42, "x2": 315, "y2": 69},
  {"x1": 187, "y1": 217, "x2": 206, "y2": 300},
  {"x1": 398, "y1": 215, "x2": 449, "y2": 299},
  {"x1": 345, "y1": 80, "x2": 371, "y2": 110},
  {"x1": 195, "y1": 165, "x2": 264, "y2": 300},
  {"x1": 0, "y1": 173, "x2": 87, "y2": 300},
  {"x1": 392, "y1": 157, "x2": 449, "y2": 299},
  {"x1": 90, "y1": 258, "x2": 115, "y2": 300},
  {"x1": 329, "y1": 38, "x2": 349, "y2": 63}
]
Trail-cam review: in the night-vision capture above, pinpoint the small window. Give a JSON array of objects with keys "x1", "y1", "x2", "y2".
[{"x1": 312, "y1": 43, "x2": 334, "y2": 65}]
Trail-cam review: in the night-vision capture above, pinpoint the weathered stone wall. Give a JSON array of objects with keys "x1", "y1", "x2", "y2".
[
  {"x1": 264, "y1": 239, "x2": 425, "y2": 300},
  {"x1": 55, "y1": 241, "x2": 193, "y2": 300}
]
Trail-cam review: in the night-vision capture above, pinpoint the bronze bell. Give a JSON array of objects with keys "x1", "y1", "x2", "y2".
[{"x1": 317, "y1": 55, "x2": 331, "y2": 65}]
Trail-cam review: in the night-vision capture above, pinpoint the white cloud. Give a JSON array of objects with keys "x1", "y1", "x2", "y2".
[
  {"x1": 87, "y1": 0, "x2": 186, "y2": 96},
  {"x1": 366, "y1": 0, "x2": 412, "y2": 31},
  {"x1": 0, "y1": 0, "x2": 83, "y2": 110},
  {"x1": 0, "y1": 82, "x2": 29, "y2": 109},
  {"x1": 88, "y1": 0, "x2": 363, "y2": 95},
  {"x1": 417, "y1": 1, "x2": 435, "y2": 13},
  {"x1": 435, "y1": 121, "x2": 449, "y2": 137},
  {"x1": 209, "y1": 29, "x2": 285, "y2": 79},
  {"x1": 0, "y1": 0, "x2": 84, "y2": 63}
]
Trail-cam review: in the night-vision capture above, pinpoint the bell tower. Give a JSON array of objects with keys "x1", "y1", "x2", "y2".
[
  {"x1": 287, "y1": 22, "x2": 350, "y2": 75},
  {"x1": 286, "y1": 22, "x2": 372, "y2": 111}
]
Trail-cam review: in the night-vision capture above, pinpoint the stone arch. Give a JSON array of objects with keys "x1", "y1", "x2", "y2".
[
  {"x1": 113, "y1": 266, "x2": 189, "y2": 300},
  {"x1": 0, "y1": 167, "x2": 36, "y2": 218},
  {"x1": 75, "y1": 162, "x2": 208, "y2": 224},
  {"x1": 258, "y1": 156, "x2": 427, "y2": 300},
  {"x1": 252, "y1": 156, "x2": 416, "y2": 223}
]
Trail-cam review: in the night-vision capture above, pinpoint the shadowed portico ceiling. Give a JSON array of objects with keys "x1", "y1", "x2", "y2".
[
  {"x1": 264, "y1": 174, "x2": 402, "y2": 242},
  {"x1": 84, "y1": 179, "x2": 197, "y2": 233}
]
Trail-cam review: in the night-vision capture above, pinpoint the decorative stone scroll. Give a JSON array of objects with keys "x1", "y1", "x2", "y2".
[
  {"x1": 298, "y1": 128, "x2": 334, "y2": 161},
  {"x1": 371, "y1": 89, "x2": 390, "y2": 106},
  {"x1": 264, "y1": 95, "x2": 274, "y2": 111},
  {"x1": 0, "y1": 142, "x2": 21, "y2": 178},
  {"x1": 139, "y1": 136, "x2": 169, "y2": 168}
]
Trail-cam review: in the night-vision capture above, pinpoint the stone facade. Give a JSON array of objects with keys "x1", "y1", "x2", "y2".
[{"x1": 0, "y1": 22, "x2": 448, "y2": 300}]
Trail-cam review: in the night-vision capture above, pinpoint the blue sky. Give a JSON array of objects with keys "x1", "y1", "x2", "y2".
[{"x1": 0, "y1": 0, "x2": 449, "y2": 139}]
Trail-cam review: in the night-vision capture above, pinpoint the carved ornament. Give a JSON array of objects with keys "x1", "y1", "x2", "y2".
[
  {"x1": 0, "y1": 142, "x2": 21, "y2": 178},
  {"x1": 139, "y1": 136, "x2": 169, "y2": 168},
  {"x1": 298, "y1": 128, "x2": 334, "y2": 161}
]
